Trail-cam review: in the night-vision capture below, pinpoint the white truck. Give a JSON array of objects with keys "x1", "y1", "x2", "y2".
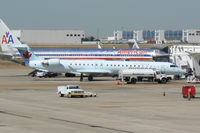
[
  {"x1": 118, "y1": 69, "x2": 169, "y2": 84},
  {"x1": 57, "y1": 85, "x2": 85, "y2": 98}
]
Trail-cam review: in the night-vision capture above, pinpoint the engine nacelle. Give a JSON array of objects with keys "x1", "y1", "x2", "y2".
[{"x1": 42, "y1": 59, "x2": 60, "y2": 66}]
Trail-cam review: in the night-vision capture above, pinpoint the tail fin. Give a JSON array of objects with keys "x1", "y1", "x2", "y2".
[
  {"x1": 0, "y1": 19, "x2": 21, "y2": 52},
  {"x1": 14, "y1": 44, "x2": 43, "y2": 63},
  {"x1": 128, "y1": 39, "x2": 139, "y2": 49}
]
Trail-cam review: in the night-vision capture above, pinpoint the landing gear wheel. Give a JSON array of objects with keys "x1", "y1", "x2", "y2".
[
  {"x1": 88, "y1": 75, "x2": 93, "y2": 81},
  {"x1": 130, "y1": 78, "x2": 136, "y2": 84}
]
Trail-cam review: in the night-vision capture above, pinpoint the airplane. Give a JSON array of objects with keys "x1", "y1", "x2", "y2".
[
  {"x1": 14, "y1": 44, "x2": 186, "y2": 81},
  {"x1": 0, "y1": 19, "x2": 168, "y2": 62}
]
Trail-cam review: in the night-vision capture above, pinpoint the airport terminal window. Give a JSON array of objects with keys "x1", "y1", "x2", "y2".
[
  {"x1": 143, "y1": 30, "x2": 155, "y2": 40},
  {"x1": 164, "y1": 30, "x2": 182, "y2": 40},
  {"x1": 122, "y1": 31, "x2": 134, "y2": 39}
]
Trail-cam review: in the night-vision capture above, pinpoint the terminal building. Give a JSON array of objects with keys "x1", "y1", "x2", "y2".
[
  {"x1": 111, "y1": 29, "x2": 200, "y2": 44},
  {"x1": 12, "y1": 30, "x2": 85, "y2": 45}
]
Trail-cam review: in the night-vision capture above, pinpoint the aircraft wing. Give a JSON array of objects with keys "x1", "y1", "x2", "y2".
[
  {"x1": 68, "y1": 65, "x2": 111, "y2": 75},
  {"x1": 76, "y1": 69, "x2": 112, "y2": 74}
]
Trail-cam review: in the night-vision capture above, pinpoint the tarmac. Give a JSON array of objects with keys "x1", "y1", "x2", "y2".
[{"x1": 1, "y1": 67, "x2": 200, "y2": 133}]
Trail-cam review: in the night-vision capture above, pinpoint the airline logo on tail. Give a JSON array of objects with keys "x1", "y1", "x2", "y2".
[
  {"x1": 23, "y1": 51, "x2": 32, "y2": 59},
  {"x1": 1, "y1": 32, "x2": 14, "y2": 44}
]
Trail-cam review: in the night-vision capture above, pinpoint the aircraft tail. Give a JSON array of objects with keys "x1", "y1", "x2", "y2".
[
  {"x1": 128, "y1": 39, "x2": 139, "y2": 49},
  {"x1": 0, "y1": 19, "x2": 21, "y2": 52},
  {"x1": 14, "y1": 44, "x2": 43, "y2": 65}
]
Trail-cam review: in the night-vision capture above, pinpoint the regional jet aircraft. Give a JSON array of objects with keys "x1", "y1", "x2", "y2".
[{"x1": 14, "y1": 44, "x2": 185, "y2": 81}]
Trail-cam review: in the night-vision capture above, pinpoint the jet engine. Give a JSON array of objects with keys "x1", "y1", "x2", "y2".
[{"x1": 42, "y1": 59, "x2": 60, "y2": 66}]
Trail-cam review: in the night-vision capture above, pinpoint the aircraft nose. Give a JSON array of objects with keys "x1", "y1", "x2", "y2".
[{"x1": 179, "y1": 68, "x2": 186, "y2": 74}]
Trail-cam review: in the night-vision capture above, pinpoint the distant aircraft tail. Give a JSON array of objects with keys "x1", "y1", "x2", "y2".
[
  {"x1": 128, "y1": 39, "x2": 139, "y2": 49},
  {"x1": 0, "y1": 19, "x2": 21, "y2": 52}
]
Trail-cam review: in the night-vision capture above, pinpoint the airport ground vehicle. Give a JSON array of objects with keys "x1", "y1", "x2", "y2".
[
  {"x1": 33, "y1": 71, "x2": 58, "y2": 78},
  {"x1": 57, "y1": 85, "x2": 85, "y2": 98},
  {"x1": 118, "y1": 69, "x2": 169, "y2": 84},
  {"x1": 182, "y1": 85, "x2": 196, "y2": 98}
]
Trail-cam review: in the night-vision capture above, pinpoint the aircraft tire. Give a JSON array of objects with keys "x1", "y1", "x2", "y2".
[
  {"x1": 131, "y1": 78, "x2": 136, "y2": 84},
  {"x1": 88, "y1": 75, "x2": 93, "y2": 81}
]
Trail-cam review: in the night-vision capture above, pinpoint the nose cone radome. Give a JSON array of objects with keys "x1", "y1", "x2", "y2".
[{"x1": 178, "y1": 68, "x2": 186, "y2": 75}]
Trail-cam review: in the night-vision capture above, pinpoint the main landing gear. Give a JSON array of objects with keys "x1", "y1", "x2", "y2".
[{"x1": 80, "y1": 74, "x2": 93, "y2": 81}]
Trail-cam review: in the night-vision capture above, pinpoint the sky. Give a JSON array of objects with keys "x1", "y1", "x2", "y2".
[{"x1": 0, "y1": 0, "x2": 200, "y2": 38}]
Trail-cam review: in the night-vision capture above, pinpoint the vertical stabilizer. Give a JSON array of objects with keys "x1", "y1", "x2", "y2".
[
  {"x1": 14, "y1": 44, "x2": 43, "y2": 64},
  {"x1": 0, "y1": 19, "x2": 21, "y2": 52},
  {"x1": 128, "y1": 39, "x2": 139, "y2": 49}
]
